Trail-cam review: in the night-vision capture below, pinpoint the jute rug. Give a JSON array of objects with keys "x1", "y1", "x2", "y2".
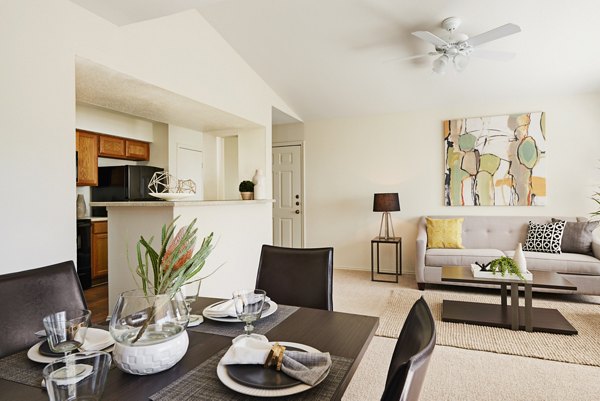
[{"x1": 376, "y1": 288, "x2": 600, "y2": 367}]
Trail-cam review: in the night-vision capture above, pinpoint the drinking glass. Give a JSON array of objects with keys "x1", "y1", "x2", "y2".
[
  {"x1": 43, "y1": 309, "x2": 92, "y2": 356},
  {"x1": 233, "y1": 289, "x2": 266, "y2": 340},
  {"x1": 181, "y1": 280, "x2": 203, "y2": 326},
  {"x1": 43, "y1": 351, "x2": 111, "y2": 401}
]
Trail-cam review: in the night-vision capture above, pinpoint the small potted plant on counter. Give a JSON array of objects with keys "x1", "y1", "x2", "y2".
[{"x1": 239, "y1": 180, "x2": 255, "y2": 200}]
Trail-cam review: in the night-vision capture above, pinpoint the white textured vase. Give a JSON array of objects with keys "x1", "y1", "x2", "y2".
[
  {"x1": 252, "y1": 169, "x2": 266, "y2": 200},
  {"x1": 513, "y1": 242, "x2": 528, "y2": 273},
  {"x1": 112, "y1": 330, "x2": 189, "y2": 375}
]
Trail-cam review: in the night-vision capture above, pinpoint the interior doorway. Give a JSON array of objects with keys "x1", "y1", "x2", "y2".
[{"x1": 272, "y1": 143, "x2": 303, "y2": 247}]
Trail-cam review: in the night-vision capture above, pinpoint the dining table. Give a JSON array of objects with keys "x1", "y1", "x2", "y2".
[{"x1": 0, "y1": 297, "x2": 379, "y2": 401}]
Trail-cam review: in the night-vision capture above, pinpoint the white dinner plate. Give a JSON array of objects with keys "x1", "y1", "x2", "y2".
[
  {"x1": 149, "y1": 193, "x2": 194, "y2": 201},
  {"x1": 202, "y1": 300, "x2": 278, "y2": 323},
  {"x1": 27, "y1": 328, "x2": 114, "y2": 364},
  {"x1": 216, "y1": 342, "x2": 329, "y2": 397}
]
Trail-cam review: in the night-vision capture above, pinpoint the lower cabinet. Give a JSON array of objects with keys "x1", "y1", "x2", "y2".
[{"x1": 92, "y1": 221, "x2": 108, "y2": 280}]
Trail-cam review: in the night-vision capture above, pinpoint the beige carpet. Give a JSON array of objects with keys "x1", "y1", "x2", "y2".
[{"x1": 376, "y1": 288, "x2": 600, "y2": 366}]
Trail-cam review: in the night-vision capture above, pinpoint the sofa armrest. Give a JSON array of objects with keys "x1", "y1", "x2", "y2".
[
  {"x1": 415, "y1": 217, "x2": 428, "y2": 284},
  {"x1": 592, "y1": 229, "x2": 600, "y2": 259}
]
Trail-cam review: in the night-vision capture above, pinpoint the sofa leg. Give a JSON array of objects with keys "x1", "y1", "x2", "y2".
[{"x1": 417, "y1": 283, "x2": 426, "y2": 291}]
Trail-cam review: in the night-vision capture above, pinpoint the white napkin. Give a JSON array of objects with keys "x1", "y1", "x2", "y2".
[
  {"x1": 220, "y1": 336, "x2": 331, "y2": 386},
  {"x1": 204, "y1": 296, "x2": 271, "y2": 318},
  {"x1": 78, "y1": 328, "x2": 114, "y2": 351}
]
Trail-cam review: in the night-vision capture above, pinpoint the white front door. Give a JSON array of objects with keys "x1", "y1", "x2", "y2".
[
  {"x1": 176, "y1": 144, "x2": 204, "y2": 200},
  {"x1": 272, "y1": 144, "x2": 303, "y2": 247}
]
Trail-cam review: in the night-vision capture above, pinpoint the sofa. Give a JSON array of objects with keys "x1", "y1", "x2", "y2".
[{"x1": 416, "y1": 216, "x2": 600, "y2": 295}]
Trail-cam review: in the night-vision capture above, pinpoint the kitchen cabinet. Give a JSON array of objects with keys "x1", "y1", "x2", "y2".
[
  {"x1": 91, "y1": 221, "x2": 108, "y2": 280},
  {"x1": 98, "y1": 135, "x2": 126, "y2": 158},
  {"x1": 76, "y1": 130, "x2": 98, "y2": 186},
  {"x1": 126, "y1": 140, "x2": 150, "y2": 160}
]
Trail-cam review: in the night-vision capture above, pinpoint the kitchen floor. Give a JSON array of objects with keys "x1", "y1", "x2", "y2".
[{"x1": 84, "y1": 284, "x2": 109, "y2": 325}]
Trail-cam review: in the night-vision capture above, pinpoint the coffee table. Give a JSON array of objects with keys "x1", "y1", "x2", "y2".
[{"x1": 441, "y1": 266, "x2": 578, "y2": 335}]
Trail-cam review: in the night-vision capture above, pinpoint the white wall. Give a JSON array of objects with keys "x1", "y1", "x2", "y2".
[
  {"x1": 273, "y1": 123, "x2": 305, "y2": 143},
  {"x1": 76, "y1": 103, "x2": 154, "y2": 142},
  {"x1": 304, "y1": 93, "x2": 600, "y2": 273},
  {"x1": 0, "y1": 0, "x2": 293, "y2": 274},
  {"x1": 223, "y1": 136, "x2": 240, "y2": 199}
]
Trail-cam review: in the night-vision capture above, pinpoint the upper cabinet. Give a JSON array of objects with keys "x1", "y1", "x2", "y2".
[
  {"x1": 76, "y1": 130, "x2": 98, "y2": 186},
  {"x1": 125, "y1": 140, "x2": 149, "y2": 160},
  {"x1": 98, "y1": 134, "x2": 149, "y2": 161},
  {"x1": 98, "y1": 135, "x2": 126, "y2": 158}
]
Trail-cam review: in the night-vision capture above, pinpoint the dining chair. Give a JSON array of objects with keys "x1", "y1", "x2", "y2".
[
  {"x1": 0, "y1": 260, "x2": 87, "y2": 358},
  {"x1": 255, "y1": 244, "x2": 334, "y2": 311},
  {"x1": 380, "y1": 297, "x2": 436, "y2": 401}
]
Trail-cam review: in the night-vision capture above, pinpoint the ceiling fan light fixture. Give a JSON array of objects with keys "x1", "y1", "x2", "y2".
[
  {"x1": 454, "y1": 53, "x2": 469, "y2": 72},
  {"x1": 432, "y1": 55, "x2": 449, "y2": 74}
]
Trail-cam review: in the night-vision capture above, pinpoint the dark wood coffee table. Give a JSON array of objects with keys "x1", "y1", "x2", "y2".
[{"x1": 441, "y1": 266, "x2": 578, "y2": 335}]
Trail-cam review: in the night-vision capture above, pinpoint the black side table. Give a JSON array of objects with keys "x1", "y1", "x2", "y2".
[{"x1": 371, "y1": 237, "x2": 402, "y2": 283}]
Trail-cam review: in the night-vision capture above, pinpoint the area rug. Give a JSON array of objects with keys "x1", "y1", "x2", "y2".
[{"x1": 376, "y1": 288, "x2": 600, "y2": 367}]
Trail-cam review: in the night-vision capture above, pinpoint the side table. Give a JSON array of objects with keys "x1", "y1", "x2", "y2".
[{"x1": 371, "y1": 237, "x2": 402, "y2": 283}]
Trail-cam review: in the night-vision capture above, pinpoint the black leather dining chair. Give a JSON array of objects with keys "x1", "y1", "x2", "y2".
[
  {"x1": 255, "y1": 244, "x2": 334, "y2": 311},
  {"x1": 0, "y1": 261, "x2": 87, "y2": 358},
  {"x1": 380, "y1": 297, "x2": 436, "y2": 401}
]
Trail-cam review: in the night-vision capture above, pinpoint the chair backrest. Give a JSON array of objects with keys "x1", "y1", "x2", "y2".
[
  {"x1": 0, "y1": 261, "x2": 87, "y2": 358},
  {"x1": 255, "y1": 245, "x2": 333, "y2": 311},
  {"x1": 380, "y1": 297, "x2": 436, "y2": 401}
]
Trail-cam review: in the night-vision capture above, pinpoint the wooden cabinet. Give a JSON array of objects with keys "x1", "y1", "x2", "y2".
[
  {"x1": 91, "y1": 221, "x2": 108, "y2": 280},
  {"x1": 76, "y1": 130, "x2": 98, "y2": 186},
  {"x1": 126, "y1": 140, "x2": 150, "y2": 160},
  {"x1": 98, "y1": 135, "x2": 126, "y2": 158}
]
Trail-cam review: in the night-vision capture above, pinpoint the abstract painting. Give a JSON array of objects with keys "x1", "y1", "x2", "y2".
[{"x1": 444, "y1": 112, "x2": 546, "y2": 206}]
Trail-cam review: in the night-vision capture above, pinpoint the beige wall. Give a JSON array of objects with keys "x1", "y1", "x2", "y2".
[{"x1": 304, "y1": 93, "x2": 600, "y2": 273}]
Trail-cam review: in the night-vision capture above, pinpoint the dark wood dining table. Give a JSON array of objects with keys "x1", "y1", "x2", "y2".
[{"x1": 0, "y1": 297, "x2": 379, "y2": 401}]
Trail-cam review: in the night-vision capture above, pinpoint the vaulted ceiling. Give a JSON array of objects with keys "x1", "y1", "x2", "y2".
[{"x1": 72, "y1": 0, "x2": 600, "y2": 121}]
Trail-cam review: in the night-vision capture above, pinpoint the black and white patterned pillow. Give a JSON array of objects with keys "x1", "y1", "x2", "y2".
[{"x1": 522, "y1": 220, "x2": 566, "y2": 254}]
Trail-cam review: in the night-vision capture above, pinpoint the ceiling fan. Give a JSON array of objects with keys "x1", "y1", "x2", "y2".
[{"x1": 408, "y1": 17, "x2": 521, "y2": 74}]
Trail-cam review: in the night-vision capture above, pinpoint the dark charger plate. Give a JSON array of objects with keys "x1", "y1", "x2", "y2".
[
  {"x1": 225, "y1": 346, "x2": 302, "y2": 389},
  {"x1": 38, "y1": 341, "x2": 65, "y2": 357}
]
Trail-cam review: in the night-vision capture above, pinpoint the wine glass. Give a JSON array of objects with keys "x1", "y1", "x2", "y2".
[
  {"x1": 232, "y1": 289, "x2": 266, "y2": 341},
  {"x1": 181, "y1": 280, "x2": 203, "y2": 326},
  {"x1": 42, "y1": 309, "x2": 92, "y2": 382}
]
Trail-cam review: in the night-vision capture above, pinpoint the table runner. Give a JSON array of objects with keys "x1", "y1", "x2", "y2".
[
  {"x1": 150, "y1": 348, "x2": 354, "y2": 401},
  {"x1": 0, "y1": 349, "x2": 44, "y2": 388},
  {"x1": 188, "y1": 305, "x2": 299, "y2": 338}
]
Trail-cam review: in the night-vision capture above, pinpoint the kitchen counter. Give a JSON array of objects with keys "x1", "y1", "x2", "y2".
[
  {"x1": 76, "y1": 216, "x2": 108, "y2": 222},
  {"x1": 100, "y1": 199, "x2": 273, "y2": 312}
]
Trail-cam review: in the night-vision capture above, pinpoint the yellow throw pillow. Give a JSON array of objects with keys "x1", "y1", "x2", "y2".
[{"x1": 426, "y1": 218, "x2": 465, "y2": 249}]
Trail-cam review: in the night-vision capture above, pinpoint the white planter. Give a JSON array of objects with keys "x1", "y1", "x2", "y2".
[
  {"x1": 112, "y1": 330, "x2": 189, "y2": 375},
  {"x1": 513, "y1": 242, "x2": 528, "y2": 274}
]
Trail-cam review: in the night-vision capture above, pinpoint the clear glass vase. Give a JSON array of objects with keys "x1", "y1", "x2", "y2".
[{"x1": 109, "y1": 289, "x2": 189, "y2": 347}]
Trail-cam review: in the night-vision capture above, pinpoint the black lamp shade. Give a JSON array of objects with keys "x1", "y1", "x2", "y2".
[{"x1": 373, "y1": 193, "x2": 400, "y2": 212}]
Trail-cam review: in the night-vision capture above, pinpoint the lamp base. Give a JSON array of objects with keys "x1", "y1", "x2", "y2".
[{"x1": 378, "y1": 212, "x2": 396, "y2": 240}]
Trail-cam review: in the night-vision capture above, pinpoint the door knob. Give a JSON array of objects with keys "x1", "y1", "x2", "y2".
[{"x1": 295, "y1": 210, "x2": 300, "y2": 214}]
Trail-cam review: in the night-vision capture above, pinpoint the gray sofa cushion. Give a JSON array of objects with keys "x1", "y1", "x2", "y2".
[
  {"x1": 504, "y1": 250, "x2": 600, "y2": 275},
  {"x1": 552, "y1": 218, "x2": 599, "y2": 254},
  {"x1": 425, "y1": 248, "x2": 505, "y2": 267}
]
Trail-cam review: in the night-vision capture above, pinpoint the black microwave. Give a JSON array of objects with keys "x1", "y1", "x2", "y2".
[{"x1": 91, "y1": 165, "x2": 163, "y2": 204}]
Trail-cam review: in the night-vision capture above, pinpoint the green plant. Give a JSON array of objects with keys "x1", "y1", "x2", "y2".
[
  {"x1": 488, "y1": 257, "x2": 525, "y2": 280},
  {"x1": 239, "y1": 180, "x2": 254, "y2": 192},
  {"x1": 134, "y1": 217, "x2": 214, "y2": 296}
]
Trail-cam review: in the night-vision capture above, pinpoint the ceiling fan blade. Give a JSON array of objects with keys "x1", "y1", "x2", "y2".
[
  {"x1": 466, "y1": 23, "x2": 521, "y2": 47},
  {"x1": 471, "y1": 48, "x2": 516, "y2": 61},
  {"x1": 411, "y1": 31, "x2": 449, "y2": 47}
]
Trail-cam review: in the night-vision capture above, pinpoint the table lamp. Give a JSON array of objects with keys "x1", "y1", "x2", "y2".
[{"x1": 373, "y1": 193, "x2": 400, "y2": 239}]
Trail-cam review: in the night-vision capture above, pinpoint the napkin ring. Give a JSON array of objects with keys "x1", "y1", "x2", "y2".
[{"x1": 264, "y1": 343, "x2": 286, "y2": 371}]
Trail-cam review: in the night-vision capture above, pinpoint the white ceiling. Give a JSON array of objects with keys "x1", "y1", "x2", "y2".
[{"x1": 72, "y1": 0, "x2": 600, "y2": 121}]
